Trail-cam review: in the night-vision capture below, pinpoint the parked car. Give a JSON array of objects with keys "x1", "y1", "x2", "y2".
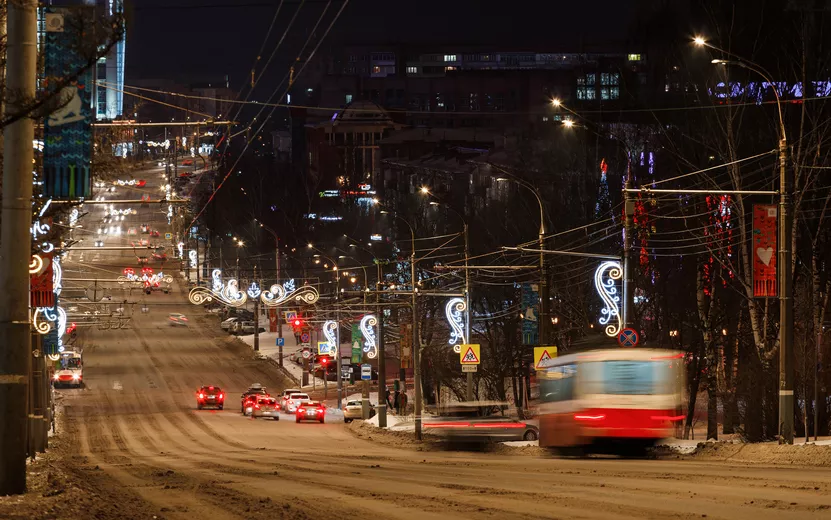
[
  {"x1": 296, "y1": 401, "x2": 326, "y2": 423},
  {"x1": 251, "y1": 396, "x2": 280, "y2": 420},
  {"x1": 238, "y1": 321, "x2": 266, "y2": 335},
  {"x1": 423, "y1": 401, "x2": 539, "y2": 443},
  {"x1": 220, "y1": 317, "x2": 242, "y2": 332},
  {"x1": 343, "y1": 400, "x2": 375, "y2": 423}
]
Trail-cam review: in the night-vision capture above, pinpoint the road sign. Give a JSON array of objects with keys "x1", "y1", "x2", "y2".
[
  {"x1": 276, "y1": 337, "x2": 284, "y2": 347},
  {"x1": 318, "y1": 341, "x2": 332, "y2": 355},
  {"x1": 619, "y1": 328, "x2": 639, "y2": 347},
  {"x1": 361, "y1": 363, "x2": 372, "y2": 380},
  {"x1": 300, "y1": 332, "x2": 310, "y2": 344},
  {"x1": 164, "y1": 232, "x2": 172, "y2": 240},
  {"x1": 462, "y1": 365, "x2": 478, "y2": 373},
  {"x1": 533, "y1": 346, "x2": 558, "y2": 369},
  {"x1": 460, "y1": 344, "x2": 481, "y2": 365},
  {"x1": 301, "y1": 349, "x2": 311, "y2": 359},
  {"x1": 285, "y1": 310, "x2": 298, "y2": 321}
]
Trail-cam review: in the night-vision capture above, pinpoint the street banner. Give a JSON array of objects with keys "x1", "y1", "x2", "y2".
[
  {"x1": 521, "y1": 283, "x2": 539, "y2": 345},
  {"x1": 752, "y1": 205, "x2": 777, "y2": 297},
  {"x1": 31, "y1": 254, "x2": 55, "y2": 308},
  {"x1": 351, "y1": 323, "x2": 362, "y2": 363},
  {"x1": 42, "y1": 7, "x2": 94, "y2": 200},
  {"x1": 268, "y1": 309, "x2": 277, "y2": 332}
]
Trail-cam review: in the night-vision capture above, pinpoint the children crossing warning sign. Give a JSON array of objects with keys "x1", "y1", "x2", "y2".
[
  {"x1": 534, "y1": 346, "x2": 557, "y2": 369},
  {"x1": 459, "y1": 344, "x2": 481, "y2": 365}
]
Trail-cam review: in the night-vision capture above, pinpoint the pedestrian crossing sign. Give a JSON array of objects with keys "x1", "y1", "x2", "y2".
[
  {"x1": 534, "y1": 346, "x2": 557, "y2": 369},
  {"x1": 459, "y1": 344, "x2": 480, "y2": 365}
]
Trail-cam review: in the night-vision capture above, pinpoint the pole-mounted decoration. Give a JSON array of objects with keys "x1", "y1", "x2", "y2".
[
  {"x1": 323, "y1": 320, "x2": 338, "y2": 356},
  {"x1": 594, "y1": 260, "x2": 623, "y2": 337},
  {"x1": 360, "y1": 314, "x2": 378, "y2": 359},
  {"x1": 259, "y1": 279, "x2": 319, "y2": 307},
  {"x1": 445, "y1": 297, "x2": 467, "y2": 353},
  {"x1": 188, "y1": 269, "x2": 247, "y2": 307},
  {"x1": 189, "y1": 250, "x2": 197, "y2": 268}
]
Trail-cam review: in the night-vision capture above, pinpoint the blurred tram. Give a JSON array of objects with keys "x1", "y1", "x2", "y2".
[{"x1": 537, "y1": 348, "x2": 684, "y2": 455}]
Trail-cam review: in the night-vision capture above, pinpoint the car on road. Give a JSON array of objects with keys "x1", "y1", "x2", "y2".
[
  {"x1": 279, "y1": 388, "x2": 301, "y2": 409},
  {"x1": 251, "y1": 396, "x2": 281, "y2": 420},
  {"x1": 296, "y1": 401, "x2": 326, "y2": 423},
  {"x1": 343, "y1": 400, "x2": 375, "y2": 423},
  {"x1": 169, "y1": 313, "x2": 188, "y2": 326},
  {"x1": 136, "y1": 179, "x2": 147, "y2": 187},
  {"x1": 240, "y1": 384, "x2": 268, "y2": 414},
  {"x1": 238, "y1": 321, "x2": 266, "y2": 335},
  {"x1": 289, "y1": 349, "x2": 307, "y2": 364},
  {"x1": 182, "y1": 159, "x2": 194, "y2": 166},
  {"x1": 423, "y1": 401, "x2": 539, "y2": 443},
  {"x1": 196, "y1": 386, "x2": 224, "y2": 410},
  {"x1": 150, "y1": 230, "x2": 160, "y2": 237},
  {"x1": 53, "y1": 351, "x2": 83, "y2": 388},
  {"x1": 284, "y1": 392, "x2": 311, "y2": 414}
]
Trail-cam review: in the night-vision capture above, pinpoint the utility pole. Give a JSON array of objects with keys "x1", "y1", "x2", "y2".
[
  {"x1": 623, "y1": 177, "x2": 635, "y2": 328},
  {"x1": 253, "y1": 268, "x2": 260, "y2": 352},
  {"x1": 464, "y1": 223, "x2": 473, "y2": 402},
  {"x1": 275, "y1": 238, "x2": 283, "y2": 366},
  {"x1": 334, "y1": 268, "x2": 340, "y2": 409},
  {"x1": 412, "y1": 248, "x2": 422, "y2": 440},
  {"x1": 0, "y1": 0, "x2": 37, "y2": 495},
  {"x1": 377, "y1": 262, "x2": 387, "y2": 427},
  {"x1": 778, "y1": 134, "x2": 794, "y2": 444}
]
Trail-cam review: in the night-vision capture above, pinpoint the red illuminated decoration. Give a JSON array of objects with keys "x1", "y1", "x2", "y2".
[
  {"x1": 31, "y1": 253, "x2": 55, "y2": 308},
  {"x1": 752, "y1": 204, "x2": 777, "y2": 297}
]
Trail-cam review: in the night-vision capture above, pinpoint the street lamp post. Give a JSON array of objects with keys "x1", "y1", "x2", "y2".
[
  {"x1": 309, "y1": 244, "x2": 342, "y2": 409},
  {"x1": 381, "y1": 210, "x2": 421, "y2": 440},
  {"x1": 695, "y1": 37, "x2": 793, "y2": 444},
  {"x1": 493, "y1": 171, "x2": 547, "y2": 409},
  {"x1": 428, "y1": 200, "x2": 473, "y2": 401},
  {"x1": 258, "y1": 220, "x2": 283, "y2": 366}
]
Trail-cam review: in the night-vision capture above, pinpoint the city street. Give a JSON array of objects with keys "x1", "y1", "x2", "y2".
[{"x1": 42, "y1": 168, "x2": 831, "y2": 519}]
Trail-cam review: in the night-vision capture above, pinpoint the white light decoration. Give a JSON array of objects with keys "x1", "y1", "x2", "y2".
[
  {"x1": 247, "y1": 281, "x2": 261, "y2": 299},
  {"x1": 41, "y1": 242, "x2": 55, "y2": 253},
  {"x1": 32, "y1": 308, "x2": 52, "y2": 334},
  {"x1": 259, "y1": 279, "x2": 320, "y2": 308},
  {"x1": 360, "y1": 314, "x2": 378, "y2": 359},
  {"x1": 39, "y1": 198, "x2": 52, "y2": 217},
  {"x1": 52, "y1": 257, "x2": 62, "y2": 297},
  {"x1": 29, "y1": 254, "x2": 45, "y2": 275},
  {"x1": 31, "y1": 220, "x2": 50, "y2": 239},
  {"x1": 189, "y1": 250, "x2": 197, "y2": 268},
  {"x1": 177, "y1": 242, "x2": 184, "y2": 258},
  {"x1": 323, "y1": 320, "x2": 338, "y2": 356},
  {"x1": 167, "y1": 205, "x2": 173, "y2": 224},
  {"x1": 188, "y1": 269, "x2": 247, "y2": 308},
  {"x1": 118, "y1": 271, "x2": 173, "y2": 288},
  {"x1": 69, "y1": 208, "x2": 79, "y2": 227},
  {"x1": 445, "y1": 297, "x2": 467, "y2": 353},
  {"x1": 47, "y1": 353, "x2": 60, "y2": 362},
  {"x1": 594, "y1": 260, "x2": 623, "y2": 337}
]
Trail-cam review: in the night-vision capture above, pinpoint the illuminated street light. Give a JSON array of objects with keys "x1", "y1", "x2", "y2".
[
  {"x1": 563, "y1": 119, "x2": 574, "y2": 128},
  {"x1": 420, "y1": 186, "x2": 430, "y2": 194},
  {"x1": 693, "y1": 36, "x2": 706, "y2": 46},
  {"x1": 551, "y1": 98, "x2": 561, "y2": 107}
]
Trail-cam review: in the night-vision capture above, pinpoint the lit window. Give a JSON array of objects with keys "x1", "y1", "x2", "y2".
[
  {"x1": 373, "y1": 66, "x2": 381, "y2": 73},
  {"x1": 406, "y1": 66, "x2": 417, "y2": 74},
  {"x1": 542, "y1": 116, "x2": 549, "y2": 122},
  {"x1": 345, "y1": 94, "x2": 353, "y2": 104},
  {"x1": 444, "y1": 54, "x2": 457, "y2": 62},
  {"x1": 628, "y1": 54, "x2": 642, "y2": 61},
  {"x1": 601, "y1": 73, "x2": 620, "y2": 86},
  {"x1": 445, "y1": 66, "x2": 456, "y2": 71}
]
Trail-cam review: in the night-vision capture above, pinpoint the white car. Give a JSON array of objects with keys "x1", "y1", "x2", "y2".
[
  {"x1": 284, "y1": 392, "x2": 310, "y2": 414},
  {"x1": 220, "y1": 317, "x2": 241, "y2": 332},
  {"x1": 280, "y1": 388, "x2": 301, "y2": 410}
]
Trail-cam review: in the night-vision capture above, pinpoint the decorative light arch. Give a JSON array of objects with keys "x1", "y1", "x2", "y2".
[
  {"x1": 594, "y1": 260, "x2": 623, "y2": 337},
  {"x1": 360, "y1": 314, "x2": 378, "y2": 359},
  {"x1": 445, "y1": 297, "x2": 467, "y2": 353}
]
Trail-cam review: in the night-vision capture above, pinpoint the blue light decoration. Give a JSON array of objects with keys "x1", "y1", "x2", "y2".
[
  {"x1": 445, "y1": 297, "x2": 467, "y2": 353},
  {"x1": 188, "y1": 269, "x2": 247, "y2": 308},
  {"x1": 360, "y1": 314, "x2": 378, "y2": 359},
  {"x1": 594, "y1": 261, "x2": 623, "y2": 337},
  {"x1": 323, "y1": 320, "x2": 338, "y2": 357},
  {"x1": 42, "y1": 7, "x2": 94, "y2": 199},
  {"x1": 247, "y1": 281, "x2": 261, "y2": 299},
  {"x1": 520, "y1": 283, "x2": 539, "y2": 345},
  {"x1": 283, "y1": 279, "x2": 296, "y2": 292}
]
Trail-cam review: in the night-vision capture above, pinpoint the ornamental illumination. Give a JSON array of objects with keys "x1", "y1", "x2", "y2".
[
  {"x1": 445, "y1": 297, "x2": 467, "y2": 353},
  {"x1": 594, "y1": 261, "x2": 623, "y2": 337},
  {"x1": 360, "y1": 314, "x2": 378, "y2": 359}
]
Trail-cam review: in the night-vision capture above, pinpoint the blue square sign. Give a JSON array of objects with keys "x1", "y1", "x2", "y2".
[{"x1": 276, "y1": 337, "x2": 285, "y2": 346}]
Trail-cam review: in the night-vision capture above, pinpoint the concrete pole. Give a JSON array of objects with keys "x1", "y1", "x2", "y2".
[
  {"x1": 0, "y1": 0, "x2": 37, "y2": 495},
  {"x1": 275, "y1": 239, "x2": 283, "y2": 366},
  {"x1": 412, "y1": 248, "x2": 422, "y2": 440},
  {"x1": 623, "y1": 177, "x2": 635, "y2": 328},
  {"x1": 464, "y1": 223, "x2": 473, "y2": 402},
  {"x1": 778, "y1": 136, "x2": 794, "y2": 444},
  {"x1": 378, "y1": 294, "x2": 387, "y2": 427}
]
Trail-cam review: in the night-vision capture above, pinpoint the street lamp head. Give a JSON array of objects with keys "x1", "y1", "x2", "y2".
[
  {"x1": 496, "y1": 177, "x2": 508, "y2": 182},
  {"x1": 551, "y1": 98, "x2": 561, "y2": 107},
  {"x1": 420, "y1": 186, "x2": 430, "y2": 194},
  {"x1": 338, "y1": 255, "x2": 346, "y2": 259},
  {"x1": 563, "y1": 119, "x2": 574, "y2": 128},
  {"x1": 237, "y1": 241, "x2": 244, "y2": 247},
  {"x1": 307, "y1": 243, "x2": 313, "y2": 248},
  {"x1": 693, "y1": 36, "x2": 706, "y2": 46},
  {"x1": 350, "y1": 277, "x2": 357, "y2": 283},
  {"x1": 349, "y1": 243, "x2": 356, "y2": 247},
  {"x1": 333, "y1": 266, "x2": 338, "y2": 271},
  {"x1": 372, "y1": 198, "x2": 379, "y2": 205},
  {"x1": 380, "y1": 210, "x2": 389, "y2": 215},
  {"x1": 711, "y1": 59, "x2": 728, "y2": 64},
  {"x1": 429, "y1": 201, "x2": 440, "y2": 206}
]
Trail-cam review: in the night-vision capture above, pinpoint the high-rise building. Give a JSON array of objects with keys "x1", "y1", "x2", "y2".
[{"x1": 39, "y1": 0, "x2": 125, "y2": 120}]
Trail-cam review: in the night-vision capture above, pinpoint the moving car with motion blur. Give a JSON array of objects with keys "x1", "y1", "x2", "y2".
[
  {"x1": 168, "y1": 313, "x2": 188, "y2": 326},
  {"x1": 537, "y1": 348, "x2": 684, "y2": 456},
  {"x1": 53, "y1": 351, "x2": 83, "y2": 388},
  {"x1": 240, "y1": 383, "x2": 268, "y2": 415},
  {"x1": 343, "y1": 400, "x2": 375, "y2": 423},
  {"x1": 196, "y1": 386, "x2": 224, "y2": 410},
  {"x1": 251, "y1": 396, "x2": 281, "y2": 420},
  {"x1": 284, "y1": 392, "x2": 311, "y2": 414},
  {"x1": 423, "y1": 401, "x2": 538, "y2": 443},
  {"x1": 296, "y1": 401, "x2": 326, "y2": 423}
]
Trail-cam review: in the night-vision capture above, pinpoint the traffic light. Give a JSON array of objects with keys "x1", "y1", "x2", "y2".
[{"x1": 292, "y1": 318, "x2": 302, "y2": 327}]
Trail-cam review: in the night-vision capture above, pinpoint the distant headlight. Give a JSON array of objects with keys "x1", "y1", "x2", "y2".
[{"x1": 72, "y1": 374, "x2": 80, "y2": 380}]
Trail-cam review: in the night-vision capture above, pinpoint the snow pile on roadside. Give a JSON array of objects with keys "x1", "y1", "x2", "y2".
[
  {"x1": 365, "y1": 413, "x2": 404, "y2": 429},
  {"x1": 502, "y1": 440, "x2": 539, "y2": 447},
  {"x1": 656, "y1": 439, "x2": 705, "y2": 455}
]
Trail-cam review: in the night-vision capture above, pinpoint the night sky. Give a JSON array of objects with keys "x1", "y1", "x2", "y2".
[{"x1": 127, "y1": 0, "x2": 636, "y2": 88}]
